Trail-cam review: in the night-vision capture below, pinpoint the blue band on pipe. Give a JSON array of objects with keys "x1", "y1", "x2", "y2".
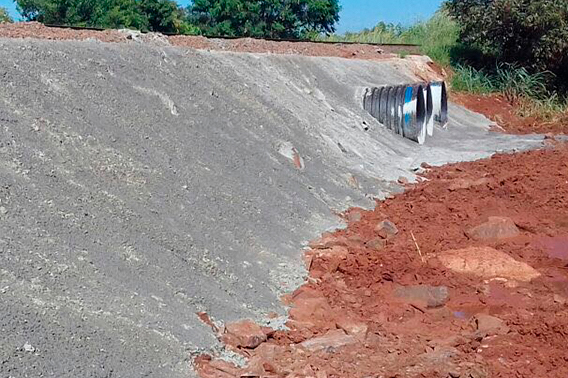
[
  {"x1": 404, "y1": 87, "x2": 413, "y2": 124},
  {"x1": 405, "y1": 87, "x2": 413, "y2": 102}
]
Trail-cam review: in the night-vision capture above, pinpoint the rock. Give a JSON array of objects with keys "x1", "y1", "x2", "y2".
[
  {"x1": 309, "y1": 234, "x2": 347, "y2": 249},
  {"x1": 224, "y1": 320, "x2": 267, "y2": 349},
  {"x1": 335, "y1": 316, "x2": 368, "y2": 339},
  {"x1": 365, "y1": 237, "x2": 386, "y2": 250},
  {"x1": 466, "y1": 216, "x2": 520, "y2": 241},
  {"x1": 375, "y1": 220, "x2": 398, "y2": 240},
  {"x1": 0, "y1": 206, "x2": 7, "y2": 215},
  {"x1": 347, "y1": 234, "x2": 364, "y2": 244},
  {"x1": 398, "y1": 176, "x2": 409, "y2": 185},
  {"x1": 448, "y1": 178, "x2": 491, "y2": 191},
  {"x1": 299, "y1": 329, "x2": 356, "y2": 352},
  {"x1": 23, "y1": 342, "x2": 35, "y2": 353},
  {"x1": 253, "y1": 343, "x2": 285, "y2": 359},
  {"x1": 289, "y1": 294, "x2": 333, "y2": 324},
  {"x1": 437, "y1": 246, "x2": 540, "y2": 282},
  {"x1": 554, "y1": 294, "x2": 567, "y2": 305},
  {"x1": 347, "y1": 210, "x2": 362, "y2": 223},
  {"x1": 473, "y1": 314, "x2": 509, "y2": 336},
  {"x1": 394, "y1": 285, "x2": 450, "y2": 308},
  {"x1": 313, "y1": 245, "x2": 349, "y2": 259}
]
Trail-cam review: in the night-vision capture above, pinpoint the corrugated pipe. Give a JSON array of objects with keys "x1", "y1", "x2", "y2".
[{"x1": 363, "y1": 80, "x2": 448, "y2": 144}]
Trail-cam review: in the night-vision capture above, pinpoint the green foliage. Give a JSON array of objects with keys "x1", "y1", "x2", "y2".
[
  {"x1": 15, "y1": 0, "x2": 197, "y2": 33},
  {"x1": 446, "y1": 0, "x2": 568, "y2": 91},
  {"x1": 452, "y1": 63, "x2": 552, "y2": 98},
  {"x1": 188, "y1": 0, "x2": 341, "y2": 39},
  {"x1": 451, "y1": 62, "x2": 567, "y2": 119},
  {"x1": 494, "y1": 63, "x2": 551, "y2": 104},
  {"x1": 0, "y1": 6, "x2": 14, "y2": 23},
  {"x1": 450, "y1": 64, "x2": 495, "y2": 94},
  {"x1": 320, "y1": 11, "x2": 459, "y2": 66}
]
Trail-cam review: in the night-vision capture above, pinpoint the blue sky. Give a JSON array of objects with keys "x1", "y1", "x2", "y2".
[{"x1": 0, "y1": 0, "x2": 443, "y2": 33}]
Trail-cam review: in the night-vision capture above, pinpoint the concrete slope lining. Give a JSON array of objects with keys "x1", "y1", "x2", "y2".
[{"x1": 0, "y1": 38, "x2": 543, "y2": 378}]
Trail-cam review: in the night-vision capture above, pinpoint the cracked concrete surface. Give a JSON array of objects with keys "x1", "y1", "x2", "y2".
[{"x1": 0, "y1": 38, "x2": 543, "y2": 377}]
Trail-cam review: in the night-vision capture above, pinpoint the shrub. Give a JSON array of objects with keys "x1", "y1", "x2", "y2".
[
  {"x1": 187, "y1": 0, "x2": 341, "y2": 39},
  {"x1": 15, "y1": 0, "x2": 195, "y2": 33},
  {"x1": 446, "y1": 0, "x2": 568, "y2": 91},
  {"x1": 0, "y1": 6, "x2": 14, "y2": 23}
]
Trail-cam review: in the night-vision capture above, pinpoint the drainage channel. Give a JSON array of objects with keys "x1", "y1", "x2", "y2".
[{"x1": 364, "y1": 81, "x2": 448, "y2": 144}]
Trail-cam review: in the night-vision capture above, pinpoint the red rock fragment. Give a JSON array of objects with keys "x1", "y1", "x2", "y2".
[
  {"x1": 466, "y1": 216, "x2": 520, "y2": 240},
  {"x1": 299, "y1": 329, "x2": 356, "y2": 352},
  {"x1": 335, "y1": 316, "x2": 368, "y2": 340},
  {"x1": 224, "y1": 320, "x2": 267, "y2": 349},
  {"x1": 375, "y1": 219, "x2": 399, "y2": 239},
  {"x1": 473, "y1": 314, "x2": 510, "y2": 336}
]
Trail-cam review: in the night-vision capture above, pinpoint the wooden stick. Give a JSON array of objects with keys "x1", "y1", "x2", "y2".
[{"x1": 410, "y1": 231, "x2": 425, "y2": 263}]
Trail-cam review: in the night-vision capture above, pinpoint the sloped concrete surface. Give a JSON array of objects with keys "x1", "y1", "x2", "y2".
[{"x1": 0, "y1": 38, "x2": 542, "y2": 377}]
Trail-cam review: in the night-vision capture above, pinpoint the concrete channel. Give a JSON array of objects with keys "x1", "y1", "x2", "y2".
[{"x1": 0, "y1": 37, "x2": 543, "y2": 377}]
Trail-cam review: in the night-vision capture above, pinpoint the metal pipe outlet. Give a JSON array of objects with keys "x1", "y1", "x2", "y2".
[
  {"x1": 362, "y1": 80, "x2": 447, "y2": 144},
  {"x1": 431, "y1": 81, "x2": 448, "y2": 127}
]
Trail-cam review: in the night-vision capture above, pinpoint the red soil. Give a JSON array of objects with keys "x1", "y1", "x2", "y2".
[
  {"x1": 197, "y1": 141, "x2": 568, "y2": 378},
  {"x1": 0, "y1": 22, "x2": 417, "y2": 60},
  {"x1": 453, "y1": 92, "x2": 568, "y2": 135}
]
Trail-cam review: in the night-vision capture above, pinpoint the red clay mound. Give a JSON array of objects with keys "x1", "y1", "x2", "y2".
[{"x1": 197, "y1": 142, "x2": 568, "y2": 378}]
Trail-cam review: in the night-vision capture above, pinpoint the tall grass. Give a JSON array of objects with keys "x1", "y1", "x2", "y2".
[
  {"x1": 450, "y1": 65, "x2": 494, "y2": 94},
  {"x1": 320, "y1": 11, "x2": 459, "y2": 66},
  {"x1": 451, "y1": 63, "x2": 568, "y2": 119}
]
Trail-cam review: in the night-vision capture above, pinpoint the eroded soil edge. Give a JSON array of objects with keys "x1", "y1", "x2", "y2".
[{"x1": 196, "y1": 142, "x2": 568, "y2": 378}]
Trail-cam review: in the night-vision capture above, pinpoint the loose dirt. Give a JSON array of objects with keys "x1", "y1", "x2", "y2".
[
  {"x1": 0, "y1": 22, "x2": 417, "y2": 60},
  {"x1": 197, "y1": 142, "x2": 568, "y2": 378},
  {"x1": 452, "y1": 92, "x2": 568, "y2": 135}
]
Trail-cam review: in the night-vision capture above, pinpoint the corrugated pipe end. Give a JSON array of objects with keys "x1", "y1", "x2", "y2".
[
  {"x1": 363, "y1": 80, "x2": 447, "y2": 144},
  {"x1": 431, "y1": 81, "x2": 448, "y2": 128}
]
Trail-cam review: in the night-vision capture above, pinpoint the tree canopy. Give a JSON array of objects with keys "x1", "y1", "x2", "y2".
[
  {"x1": 0, "y1": 6, "x2": 14, "y2": 23},
  {"x1": 15, "y1": 0, "x2": 196, "y2": 33},
  {"x1": 446, "y1": 0, "x2": 568, "y2": 90},
  {"x1": 188, "y1": 0, "x2": 341, "y2": 39}
]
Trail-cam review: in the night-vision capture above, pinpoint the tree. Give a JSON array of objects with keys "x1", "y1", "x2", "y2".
[
  {"x1": 188, "y1": 0, "x2": 341, "y2": 39},
  {"x1": 0, "y1": 6, "x2": 14, "y2": 23},
  {"x1": 446, "y1": 0, "x2": 568, "y2": 89},
  {"x1": 15, "y1": 0, "x2": 197, "y2": 33}
]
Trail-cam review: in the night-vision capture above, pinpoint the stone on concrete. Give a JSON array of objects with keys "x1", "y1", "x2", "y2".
[
  {"x1": 466, "y1": 216, "x2": 520, "y2": 240},
  {"x1": 437, "y1": 247, "x2": 540, "y2": 282}
]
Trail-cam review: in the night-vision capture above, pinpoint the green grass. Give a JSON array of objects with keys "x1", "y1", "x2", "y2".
[
  {"x1": 450, "y1": 64, "x2": 494, "y2": 94},
  {"x1": 451, "y1": 63, "x2": 568, "y2": 119},
  {"x1": 320, "y1": 11, "x2": 459, "y2": 66}
]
